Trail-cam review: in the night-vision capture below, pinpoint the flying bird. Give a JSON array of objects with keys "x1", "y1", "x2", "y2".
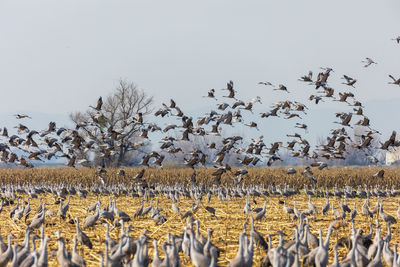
[
  {"x1": 14, "y1": 114, "x2": 32, "y2": 119},
  {"x1": 361, "y1": 57, "x2": 377, "y2": 67},
  {"x1": 258, "y1": 81, "x2": 274, "y2": 86},
  {"x1": 391, "y1": 36, "x2": 400, "y2": 43},
  {"x1": 372, "y1": 170, "x2": 384, "y2": 179},
  {"x1": 388, "y1": 75, "x2": 400, "y2": 85},
  {"x1": 132, "y1": 169, "x2": 146, "y2": 181},
  {"x1": 90, "y1": 96, "x2": 103, "y2": 111},
  {"x1": 298, "y1": 71, "x2": 313, "y2": 82},
  {"x1": 204, "y1": 89, "x2": 217, "y2": 100},
  {"x1": 341, "y1": 75, "x2": 357, "y2": 87},
  {"x1": 274, "y1": 84, "x2": 290, "y2": 93}
]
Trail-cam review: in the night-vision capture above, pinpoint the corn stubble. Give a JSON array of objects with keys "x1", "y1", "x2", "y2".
[{"x1": 0, "y1": 167, "x2": 398, "y2": 266}]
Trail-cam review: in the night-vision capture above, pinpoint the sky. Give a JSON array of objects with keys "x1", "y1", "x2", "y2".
[{"x1": 0, "y1": 0, "x2": 400, "y2": 146}]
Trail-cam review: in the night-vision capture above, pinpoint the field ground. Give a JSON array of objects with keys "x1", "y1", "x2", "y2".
[{"x1": 0, "y1": 167, "x2": 399, "y2": 266}]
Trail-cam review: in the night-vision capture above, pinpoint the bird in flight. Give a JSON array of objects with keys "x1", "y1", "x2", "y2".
[
  {"x1": 341, "y1": 75, "x2": 357, "y2": 88},
  {"x1": 274, "y1": 84, "x2": 290, "y2": 93},
  {"x1": 298, "y1": 71, "x2": 313, "y2": 82},
  {"x1": 14, "y1": 114, "x2": 32, "y2": 119},
  {"x1": 89, "y1": 97, "x2": 103, "y2": 111},
  {"x1": 204, "y1": 89, "x2": 217, "y2": 100},
  {"x1": 372, "y1": 169, "x2": 384, "y2": 179},
  {"x1": 391, "y1": 36, "x2": 400, "y2": 44},
  {"x1": 258, "y1": 81, "x2": 274, "y2": 86},
  {"x1": 361, "y1": 58, "x2": 377, "y2": 68},
  {"x1": 388, "y1": 75, "x2": 400, "y2": 86}
]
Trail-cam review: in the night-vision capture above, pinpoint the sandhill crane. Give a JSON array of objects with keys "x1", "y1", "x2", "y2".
[
  {"x1": 379, "y1": 203, "x2": 397, "y2": 224},
  {"x1": 253, "y1": 201, "x2": 267, "y2": 221},
  {"x1": 58, "y1": 196, "x2": 71, "y2": 219},
  {"x1": 243, "y1": 196, "x2": 251, "y2": 215},
  {"x1": 293, "y1": 201, "x2": 301, "y2": 219},
  {"x1": 37, "y1": 234, "x2": 49, "y2": 267},
  {"x1": 204, "y1": 89, "x2": 217, "y2": 100},
  {"x1": 9, "y1": 198, "x2": 20, "y2": 219},
  {"x1": 322, "y1": 196, "x2": 330, "y2": 215},
  {"x1": 71, "y1": 236, "x2": 86, "y2": 267},
  {"x1": 382, "y1": 224, "x2": 394, "y2": 267},
  {"x1": 336, "y1": 113, "x2": 353, "y2": 127},
  {"x1": 274, "y1": 84, "x2": 290, "y2": 93},
  {"x1": 217, "y1": 103, "x2": 229, "y2": 111},
  {"x1": 332, "y1": 203, "x2": 346, "y2": 221},
  {"x1": 205, "y1": 206, "x2": 217, "y2": 219},
  {"x1": 181, "y1": 205, "x2": 194, "y2": 219},
  {"x1": 308, "y1": 196, "x2": 318, "y2": 215},
  {"x1": 203, "y1": 228, "x2": 216, "y2": 258},
  {"x1": 286, "y1": 168, "x2": 297, "y2": 174},
  {"x1": 315, "y1": 228, "x2": 332, "y2": 267},
  {"x1": 87, "y1": 196, "x2": 101, "y2": 213},
  {"x1": 342, "y1": 75, "x2": 357, "y2": 87},
  {"x1": 141, "y1": 199, "x2": 153, "y2": 217},
  {"x1": 388, "y1": 75, "x2": 400, "y2": 85},
  {"x1": 171, "y1": 199, "x2": 181, "y2": 216},
  {"x1": 74, "y1": 217, "x2": 93, "y2": 249},
  {"x1": 295, "y1": 123, "x2": 308, "y2": 131},
  {"x1": 0, "y1": 235, "x2": 13, "y2": 267},
  {"x1": 14, "y1": 114, "x2": 32, "y2": 119},
  {"x1": 249, "y1": 217, "x2": 268, "y2": 252},
  {"x1": 209, "y1": 247, "x2": 219, "y2": 267},
  {"x1": 151, "y1": 239, "x2": 162, "y2": 267},
  {"x1": 89, "y1": 96, "x2": 103, "y2": 111},
  {"x1": 341, "y1": 199, "x2": 352, "y2": 213},
  {"x1": 229, "y1": 233, "x2": 245, "y2": 267},
  {"x1": 244, "y1": 122, "x2": 259, "y2": 130},
  {"x1": 132, "y1": 169, "x2": 145, "y2": 182},
  {"x1": 368, "y1": 224, "x2": 382, "y2": 260},
  {"x1": 258, "y1": 81, "x2": 274, "y2": 86},
  {"x1": 350, "y1": 202, "x2": 357, "y2": 221},
  {"x1": 134, "y1": 200, "x2": 144, "y2": 218},
  {"x1": 362, "y1": 58, "x2": 377, "y2": 67},
  {"x1": 83, "y1": 205, "x2": 100, "y2": 229},
  {"x1": 299, "y1": 71, "x2": 313, "y2": 82},
  {"x1": 13, "y1": 201, "x2": 25, "y2": 222},
  {"x1": 362, "y1": 200, "x2": 374, "y2": 219},
  {"x1": 368, "y1": 239, "x2": 383, "y2": 267},
  {"x1": 56, "y1": 232, "x2": 72, "y2": 267},
  {"x1": 189, "y1": 229, "x2": 210, "y2": 267},
  {"x1": 283, "y1": 200, "x2": 295, "y2": 220},
  {"x1": 10, "y1": 245, "x2": 18, "y2": 267},
  {"x1": 29, "y1": 207, "x2": 45, "y2": 229},
  {"x1": 223, "y1": 86, "x2": 236, "y2": 99},
  {"x1": 373, "y1": 170, "x2": 384, "y2": 179}
]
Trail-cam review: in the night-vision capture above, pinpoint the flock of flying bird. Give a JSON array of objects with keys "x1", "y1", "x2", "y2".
[{"x1": 0, "y1": 52, "x2": 400, "y2": 184}]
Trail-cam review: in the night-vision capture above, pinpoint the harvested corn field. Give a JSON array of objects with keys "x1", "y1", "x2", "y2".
[{"x1": 0, "y1": 167, "x2": 399, "y2": 266}]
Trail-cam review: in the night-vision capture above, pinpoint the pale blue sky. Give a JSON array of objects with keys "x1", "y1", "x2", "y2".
[{"x1": 0, "y1": 0, "x2": 400, "y2": 145}]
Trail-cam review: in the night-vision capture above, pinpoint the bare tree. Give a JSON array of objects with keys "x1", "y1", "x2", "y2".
[{"x1": 70, "y1": 80, "x2": 154, "y2": 167}]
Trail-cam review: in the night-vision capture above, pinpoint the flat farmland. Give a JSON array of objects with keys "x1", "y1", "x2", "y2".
[{"x1": 0, "y1": 167, "x2": 399, "y2": 266}]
